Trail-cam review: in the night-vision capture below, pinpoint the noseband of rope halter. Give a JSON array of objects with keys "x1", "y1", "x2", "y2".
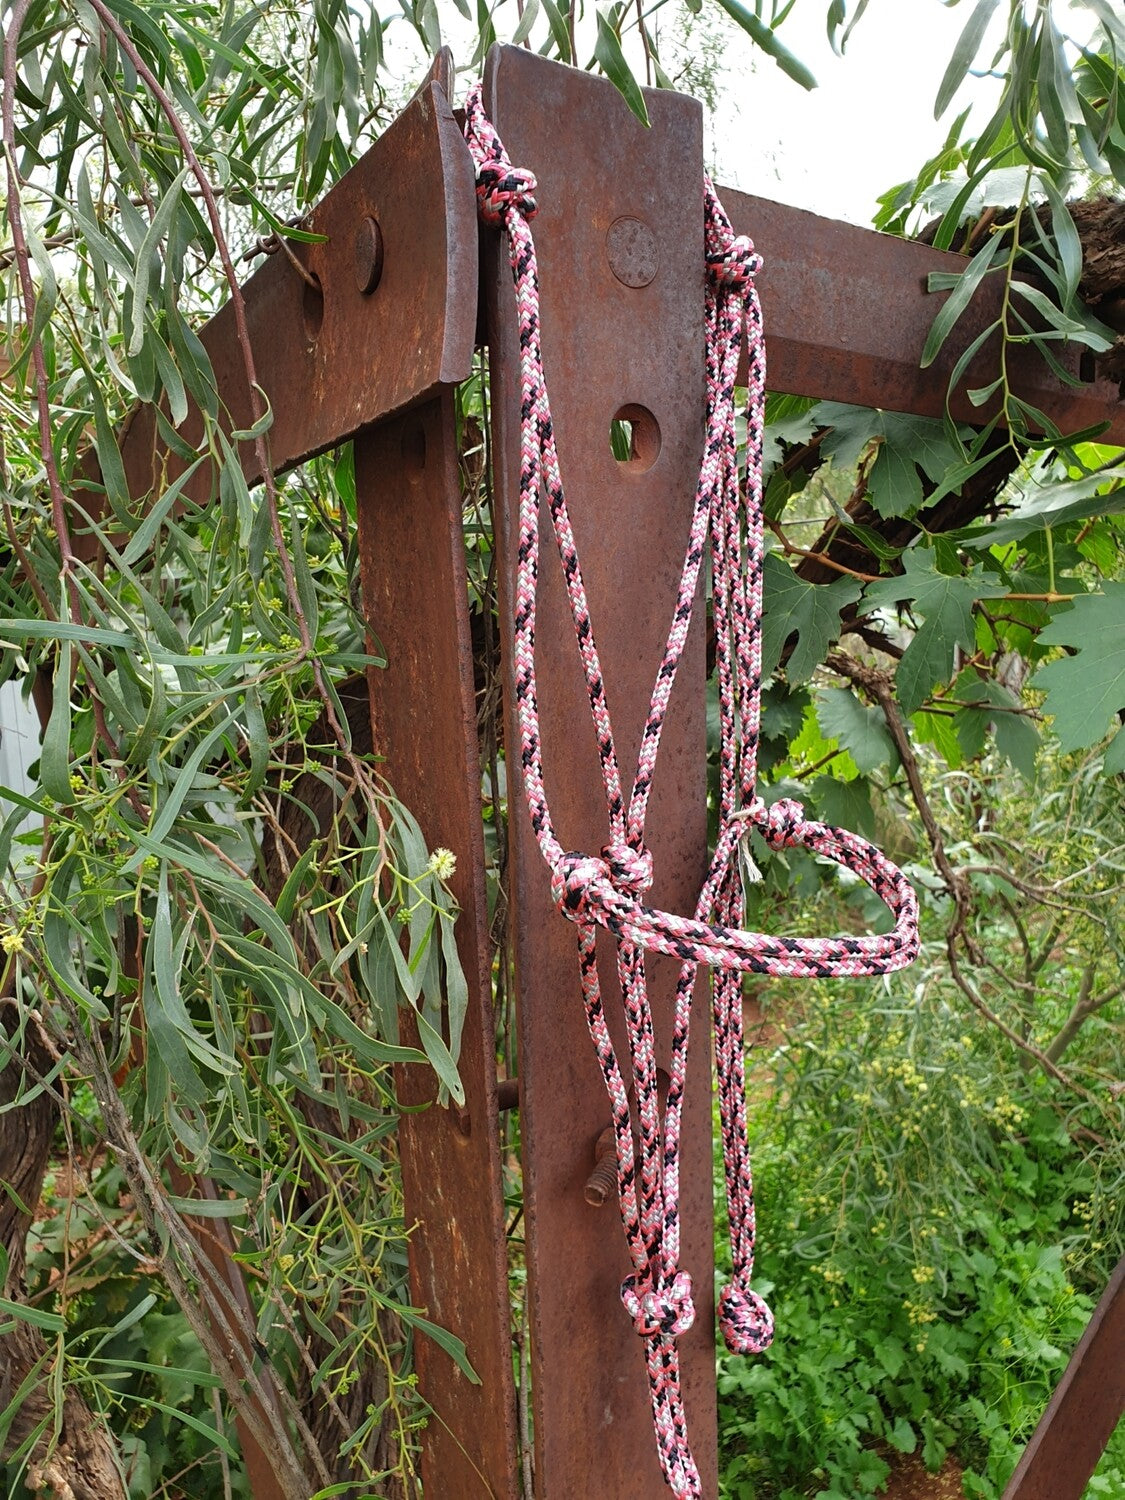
[{"x1": 464, "y1": 82, "x2": 919, "y2": 1499}]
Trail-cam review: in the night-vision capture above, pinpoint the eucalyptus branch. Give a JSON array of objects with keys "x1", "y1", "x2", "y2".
[
  {"x1": 84, "y1": 0, "x2": 363, "y2": 779},
  {"x1": 1045, "y1": 972, "x2": 1125, "y2": 1067},
  {"x1": 2, "y1": 3, "x2": 81, "y2": 622},
  {"x1": 57, "y1": 997, "x2": 319, "y2": 1499},
  {"x1": 944, "y1": 939, "x2": 1096, "y2": 1100}
]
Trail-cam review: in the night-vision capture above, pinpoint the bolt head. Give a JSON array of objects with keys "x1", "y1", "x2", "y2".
[{"x1": 354, "y1": 216, "x2": 384, "y2": 295}]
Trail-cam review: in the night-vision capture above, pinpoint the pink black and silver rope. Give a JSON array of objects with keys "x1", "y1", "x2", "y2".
[{"x1": 464, "y1": 85, "x2": 919, "y2": 1497}]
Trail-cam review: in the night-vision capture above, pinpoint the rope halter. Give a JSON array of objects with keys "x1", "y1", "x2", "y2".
[{"x1": 463, "y1": 80, "x2": 919, "y2": 1499}]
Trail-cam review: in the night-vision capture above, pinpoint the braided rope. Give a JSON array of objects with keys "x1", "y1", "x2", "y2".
[{"x1": 465, "y1": 84, "x2": 919, "y2": 1496}]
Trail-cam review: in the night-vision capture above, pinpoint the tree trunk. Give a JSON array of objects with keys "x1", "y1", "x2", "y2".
[{"x1": 0, "y1": 1011, "x2": 125, "y2": 1499}]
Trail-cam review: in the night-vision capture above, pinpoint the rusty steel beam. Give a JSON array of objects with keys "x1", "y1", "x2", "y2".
[
  {"x1": 1003, "y1": 1254, "x2": 1125, "y2": 1500},
  {"x1": 111, "y1": 64, "x2": 476, "y2": 507},
  {"x1": 720, "y1": 190, "x2": 1125, "y2": 443},
  {"x1": 355, "y1": 393, "x2": 518, "y2": 1498},
  {"x1": 485, "y1": 45, "x2": 717, "y2": 1497}
]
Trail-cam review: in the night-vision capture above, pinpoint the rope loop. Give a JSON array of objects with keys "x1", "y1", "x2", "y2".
[
  {"x1": 621, "y1": 1270, "x2": 696, "y2": 1338},
  {"x1": 718, "y1": 1281, "x2": 775, "y2": 1356},
  {"x1": 705, "y1": 235, "x2": 762, "y2": 290}
]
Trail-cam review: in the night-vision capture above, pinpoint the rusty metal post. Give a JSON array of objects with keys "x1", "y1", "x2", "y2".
[
  {"x1": 484, "y1": 46, "x2": 717, "y2": 1497},
  {"x1": 355, "y1": 392, "x2": 519, "y2": 1498}
]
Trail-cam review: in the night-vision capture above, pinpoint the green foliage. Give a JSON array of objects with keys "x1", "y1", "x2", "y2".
[
  {"x1": 717, "y1": 731, "x2": 1124, "y2": 1498},
  {"x1": 817, "y1": 405, "x2": 965, "y2": 521},
  {"x1": 761, "y1": 558, "x2": 860, "y2": 685},
  {"x1": 1, "y1": 2, "x2": 479, "y2": 1489},
  {"x1": 862, "y1": 550, "x2": 1008, "y2": 713},
  {"x1": 1035, "y1": 582, "x2": 1125, "y2": 759}
]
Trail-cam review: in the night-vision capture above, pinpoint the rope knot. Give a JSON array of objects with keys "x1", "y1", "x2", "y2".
[
  {"x1": 621, "y1": 1271, "x2": 695, "y2": 1338},
  {"x1": 718, "y1": 1281, "x2": 774, "y2": 1356},
  {"x1": 475, "y1": 161, "x2": 539, "y2": 227},
  {"x1": 750, "y1": 796, "x2": 806, "y2": 851},
  {"x1": 549, "y1": 852, "x2": 608, "y2": 918},
  {"x1": 601, "y1": 840, "x2": 653, "y2": 896},
  {"x1": 706, "y1": 235, "x2": 762, "y2": 291}
]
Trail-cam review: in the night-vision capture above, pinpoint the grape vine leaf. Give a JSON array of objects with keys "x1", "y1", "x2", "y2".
[
  {"x1": 817, "y1": 402, "x2": 964, "y2": 519},
  {"x1": 762, "y1": 554, "x2": 862, "y2": 684},
  {"x1": 951, "y1": 671, "x2": 1040, "y2": 780},
  {"x1": 861, "y1": 550, "x2": 1007, "y2": 712},
  {"x1": 811, "y1": 773, "x2": 876, "y2": 839},
  {"x1": 816, "y1": 687, "x2": 899, "y2": 774},
  {"x1": 1035, "y1": 583, "x2": 1125, "y2": 753}
]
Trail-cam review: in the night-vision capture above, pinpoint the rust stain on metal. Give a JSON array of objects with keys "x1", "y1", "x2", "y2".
[
  {"x1": 720, "y1": 189, "x2": 1125, "y2": 443},
  {"x1": 354, "y1": 394, "x2": 518, "y2": 1499},
  {"x1": 1002, "y1": 1254, "x2": 1125, "y2": 1500},
  {"x1": 485, "y1": 44, "x2": 717, "y2": 1497}
]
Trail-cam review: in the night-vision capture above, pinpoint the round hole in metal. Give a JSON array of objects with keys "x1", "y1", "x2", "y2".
[{"x1": 610, "y1": 404, "x2": 660, "y2": 473}]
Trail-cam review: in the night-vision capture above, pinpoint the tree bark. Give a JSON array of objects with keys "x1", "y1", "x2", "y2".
[{"x1": 0, "y1": 1010, "x2": 126, "y2": 1499}]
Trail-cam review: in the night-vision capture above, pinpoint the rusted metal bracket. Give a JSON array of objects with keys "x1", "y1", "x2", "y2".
[
  {"x1": 111, "y1": 65, "x2": 477, "y2": 506},
  {"x1": 484, "y1": 44, "x2": 717, "y2": 1497},
  {"x1": 721, "y1": 190, "x2": 1125, "y2": 443}
]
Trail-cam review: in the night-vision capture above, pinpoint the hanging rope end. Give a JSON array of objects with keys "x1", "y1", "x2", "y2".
[{"x1": 718, "y1": 1281, "x2": 774, "y2": 1356}]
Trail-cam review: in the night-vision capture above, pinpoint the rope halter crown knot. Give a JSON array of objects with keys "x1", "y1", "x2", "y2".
[
  {"x1": 475, "y1": 160, "x2": 539, "y2": 226},
  {"x1": 747, "y1": 795, "x2": 806, "y2": 851},
  {"x1": 622, "y1": 1271, "x2": 696, "y2": 1339},
  {"x1": 550, "y1": 841, "x2": 653, "y2": 917},
  {"x1": 706, "y1": 234, "x2": 762, "y2": 290}
]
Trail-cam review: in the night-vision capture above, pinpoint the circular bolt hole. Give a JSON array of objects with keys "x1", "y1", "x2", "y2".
[
  {"x1": 302, "y1": 272, "x2": 324, "y2": 341},
  {"x1": 354, "y1": 216, "x2": 384, "y2": 295},
  {"x1": 401, "y1": 422, "x2": 427, "y2": 478},
  {"x1": 610, "y1": 404, "x2": 660, "y2": 473}
]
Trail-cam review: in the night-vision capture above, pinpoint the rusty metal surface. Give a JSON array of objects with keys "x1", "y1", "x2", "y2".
[
  {"x1": 721, "y1": 190, "x2": 1125, "y2": 442},
  {"x1": 114, "y1": 72, "x2": 477, "y2": 505},
  {"x1": 1003, "y1": 1254, "x2": 1125, "y2": 1500},
  {"x1": 355, "y1": 395, "x2": 518, "y2": 1498},
  {"x1": 485, "y1": 45, "x2": 717, "y2": 1497}
]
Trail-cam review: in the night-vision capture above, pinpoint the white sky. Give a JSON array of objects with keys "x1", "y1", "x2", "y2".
[{"x1": 700, "y1": 1, "x2": 1001, "y2": 225}]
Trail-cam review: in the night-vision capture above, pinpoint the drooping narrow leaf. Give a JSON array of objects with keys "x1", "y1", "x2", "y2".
[
  {"x1": 594, "y1": 9, "x2": 650, "y2": 126},
  {"x1": 129, "y1": 164, "x2": 191, "y2": 357},
  {"x1": 935, "y1": 0, "x2": 1000, "y2": 118},
  {"x1": 712, "y1": 0, "x2": 817, "y2": 89}
]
